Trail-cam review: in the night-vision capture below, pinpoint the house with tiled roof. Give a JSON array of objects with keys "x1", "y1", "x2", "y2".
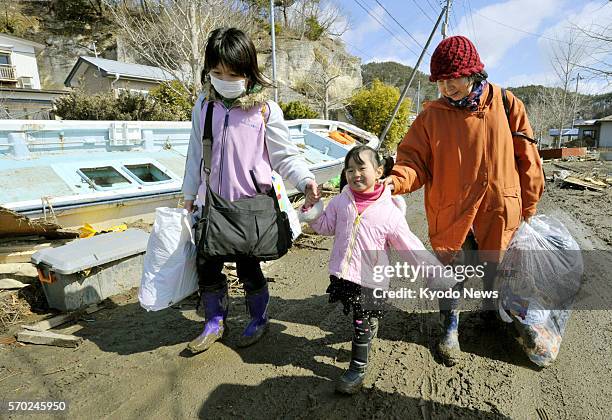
[{"x1": 64, "y1": 56, "x2": 176, "y2": 96}]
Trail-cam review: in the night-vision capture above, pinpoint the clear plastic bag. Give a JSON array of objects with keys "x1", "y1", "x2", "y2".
[{"x1": 497, "y1": 215, "x2": 583, "y2": 367}]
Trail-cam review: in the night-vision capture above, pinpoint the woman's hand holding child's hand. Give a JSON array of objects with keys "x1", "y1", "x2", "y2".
[{"x1": 304, "y1": 180, "x2": 321, "y2": 208}]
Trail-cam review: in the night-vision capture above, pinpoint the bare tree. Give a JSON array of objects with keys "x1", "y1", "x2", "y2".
[
  {"x1": 548, "y1": 28, "x2": 586, "y2": 147},
  {"x1": 288, "y1": 0, "x2": 349, "y2": 40},
  {"x1": 293, "y1": 47, "x2": 356, "y2": 119},
  {"x1": 103, "y1": 0, "x2": 257, "y2": 100},
  {"x1": 571, "y1": 21, "x2": 611, "y2": 84},
  {"x1": 526, "y1": 87, "x2": 564, "y2": 146}
]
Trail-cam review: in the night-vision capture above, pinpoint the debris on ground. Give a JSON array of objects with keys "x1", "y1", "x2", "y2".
[
  {"x1": 0, "y1": 207, "x2": 79, "y2": 239},
  {"x1": 16, "y1": 329, "x2": 83, "y2": 348}
]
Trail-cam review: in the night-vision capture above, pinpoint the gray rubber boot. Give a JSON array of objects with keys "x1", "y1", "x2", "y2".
[{"x1": 437, "y1": 310, "x2": 461, "y2": 366}]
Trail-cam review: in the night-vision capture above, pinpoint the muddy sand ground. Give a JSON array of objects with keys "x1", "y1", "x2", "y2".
[{"x1": 1, "y1": 162, "x2": 611, "y2": 419}]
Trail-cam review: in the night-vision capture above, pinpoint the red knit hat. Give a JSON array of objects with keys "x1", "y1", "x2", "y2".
[{"x1": 429, "y1": 36, "x2": 485, "y2": 82}]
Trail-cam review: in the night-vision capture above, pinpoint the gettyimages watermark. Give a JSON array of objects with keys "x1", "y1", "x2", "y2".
[{"x1": 357, "y1": 249, "x2": 612, "y2": 312}]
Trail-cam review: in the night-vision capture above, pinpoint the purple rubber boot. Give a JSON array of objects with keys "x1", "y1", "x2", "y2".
[
  {"x1": 236, "y1": 285, "x2": 270, "y2": 348},
  {"x1": 187, "y1": 287, "x2": 229, "y2": 354}
]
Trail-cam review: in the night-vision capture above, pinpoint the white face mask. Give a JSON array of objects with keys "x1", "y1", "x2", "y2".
[{"x1": 209, "y1": 74, "x2": 246, "y2": 99}]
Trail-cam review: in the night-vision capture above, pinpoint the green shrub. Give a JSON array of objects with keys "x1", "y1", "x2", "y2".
[
  {"x1": 53, "y1": 86, "x2": 192, "y2": 121},
  {"x1": 148, "y1": 80, "x2": 193, "y2": 121},
  {"x1": 348, "y1": 79, "x2": 411, "y2": 153},
  {"x1": 0, "y1": 5, "x2": 40, "y2": 36},
  {"x1": 52, "y1": 0, "x2": 104, "y2": 22},
  {"x1": 279, "y1": 101, "x2": 318, "y2": 120},
  {"x1": 305, "y1": 16, "x2": 324, "y2": 40}
]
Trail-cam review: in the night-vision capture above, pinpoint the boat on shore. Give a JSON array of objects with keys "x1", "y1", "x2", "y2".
[{"x1": 0, "y1": 118, "x2": 378, "y2": 232}]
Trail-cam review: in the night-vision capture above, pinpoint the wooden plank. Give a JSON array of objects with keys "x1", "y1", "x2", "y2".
[
  {"x1": 0, "y1": 240, "x2": 71, "y2": 264},
  {"x1": 0, "y1": 249, "x2": 38, "y2": 264},
  {"x1": 583, "y1": 177, "x2": 607, "y2": 187},
  {"x1": 22, "y1": 313, "x2": 75, "y2": 332},
  {"x1": 552, "y1": 162, "x2": 579, "y2": 172},
  {"x1": 0, "y1": 242, "x2": 53, "y2": 253},
  {"x1": 0, "y1": 278, "x2": 29, "y2": 290},
  {"x1": 563, "y1": 176, "x2": 605, "y2": 191},
  {"x1": 17, "y1": 330, "x2": 83, "y2": 348},
  {"x1": 0, "y1": 263, "x2": 38, "y2": 277}
]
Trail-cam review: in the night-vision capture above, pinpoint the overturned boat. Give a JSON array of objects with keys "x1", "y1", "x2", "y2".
[{"x1": 0, "y1": 118, "x2": 378, "y2": 231}]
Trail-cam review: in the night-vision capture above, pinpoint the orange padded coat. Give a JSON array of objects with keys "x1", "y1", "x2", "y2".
[{"x1": 389, "y1": 83, "x2": 544, "y2": 260}]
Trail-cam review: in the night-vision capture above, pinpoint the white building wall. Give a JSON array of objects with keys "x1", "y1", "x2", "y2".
[
  {"x1": 599, "y1": 122, "x2": 612, "y2": 148},
  {"x1": 0, "y1": 35, "x2": 42, "y2": 89}
]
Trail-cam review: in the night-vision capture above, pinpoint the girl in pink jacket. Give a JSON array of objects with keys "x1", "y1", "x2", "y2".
[{"x1": 300, "y1": 145, "x2": 435, "y2": 394}]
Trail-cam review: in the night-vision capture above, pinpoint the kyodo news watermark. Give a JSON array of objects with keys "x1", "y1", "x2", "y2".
[{"x1": 357, "y1": 250, "x2": 612, "y2": 311}]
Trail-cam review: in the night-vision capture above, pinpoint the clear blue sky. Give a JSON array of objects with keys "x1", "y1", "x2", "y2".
[{"x1": 334, "y1": 0, "x2": 612, "y2": 93}]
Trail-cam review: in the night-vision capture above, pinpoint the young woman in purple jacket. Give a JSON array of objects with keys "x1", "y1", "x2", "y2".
[{"x1": 182, "y1": 27, "x2": 319, "y2": 354}]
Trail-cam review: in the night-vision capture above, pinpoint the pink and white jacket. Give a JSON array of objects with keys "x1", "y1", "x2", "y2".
[{"x1": 302, "y1": 186, "x2": 438, "y2": 290}]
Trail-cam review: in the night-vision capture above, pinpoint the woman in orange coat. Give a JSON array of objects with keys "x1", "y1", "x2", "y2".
[{"x1": 386, "y1": 36, "x2": 544, "y2": 366}]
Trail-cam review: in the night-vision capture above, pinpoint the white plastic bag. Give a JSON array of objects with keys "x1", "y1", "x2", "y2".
[
  {"x1": 138, "y1": 207, "x2": 199, "y2": 311},
  {"x1": 497, "y1": 215, "x2": 583, "y2": 367}
]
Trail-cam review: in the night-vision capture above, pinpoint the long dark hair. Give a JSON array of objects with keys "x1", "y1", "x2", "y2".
[
  {"x1": 339, "y1": 145, "x2": 394, "y2": 190},
  {"x1": 201, "y1": 27, "x2": 271, "y2": 90}
]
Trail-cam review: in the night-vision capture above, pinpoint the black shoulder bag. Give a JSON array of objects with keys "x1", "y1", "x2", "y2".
[{"x1": 195, "y1": 102, "x2": 293, "y2": 262}]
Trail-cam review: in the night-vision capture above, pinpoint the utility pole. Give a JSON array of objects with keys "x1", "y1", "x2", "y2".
[
  {"x1": 442, "y1": 0, "x2": 452, "y2": 39},
  {"x1": 270, "y1": 0, "x2": 278, "y2": 102},
  {"x1": 379, "y1": 6, "x2": 447, "y2": 147},
  {"x1": 571, "y1": 73, "x2": 581, "y2": 129}
]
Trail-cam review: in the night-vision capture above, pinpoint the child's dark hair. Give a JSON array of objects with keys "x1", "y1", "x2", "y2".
[
  {"x1": 201, "y1": 27, "x2": 271, "y2": 90},
  {"x1": 339, "y1": 145, "x2": 394, "y2": 190}
]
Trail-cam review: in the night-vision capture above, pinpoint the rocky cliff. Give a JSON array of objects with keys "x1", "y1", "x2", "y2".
[{"x1": 13, "y1": 2, "x2": 361, "y2": 114}]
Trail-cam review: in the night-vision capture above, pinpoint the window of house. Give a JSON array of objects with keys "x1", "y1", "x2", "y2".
[
  {"x1": 0, "y1": 53, "x2": 10, "y2": 65},
  {"x1": 583, "y1": 130, "x2": 595, "y2": 138}
]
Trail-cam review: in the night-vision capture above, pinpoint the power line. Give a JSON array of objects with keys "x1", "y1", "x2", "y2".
[
  {"x1": 342, "y1": 39, "x2": 378, "y2": 62},
  {"x1": 353, "y1": 0, "x2": 421, "y2": 57},
  {"x1": 425, "y1": 0, "x2": 439, "y2": 14},
  {"x1": 374, "y1": 0, "x2": 424, "y2": 49},
  {"x1": 466, "y1": 0, "x2": 477, "y2": 38},
  {"x1": 473, "y1": 11, "x2": 584, "y2": 46},
  {"x1": 411, "y1": 0, "x2": 434, "y2": 23},
  {"x1": 450, "y1": 3, "x2": 460, "y2": 34}
]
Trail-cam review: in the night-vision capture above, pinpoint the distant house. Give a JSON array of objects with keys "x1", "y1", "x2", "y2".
[
  {"x1": 0, "y1": 33, "x2": 67, "y2": 119},
  {"x1": 548, "y1": 128, "x2": 578, "y2": 146},
  {"x1": 572, "y1": 116, "x2": 612, "y2": 148},
  {"x1": 64, "y1": 56, "x2": 175, "y2": 96},
  {"x1": 574, "y1": 119, "x2": 599, "y2": 146},
  {"x1": 597, "y1": 115, "x2": 612, "y2": 148}
]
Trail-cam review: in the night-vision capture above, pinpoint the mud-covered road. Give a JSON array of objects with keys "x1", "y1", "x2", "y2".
[{"x1": 1, "y1": 164, "x2": 611, "y2": 419}]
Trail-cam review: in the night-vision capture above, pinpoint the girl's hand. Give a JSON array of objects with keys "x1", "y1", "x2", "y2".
[
  {"x1": 304, "y1": 180, "x2": 320, "y2": 207},
  {"x1": 184, "y1": 200, "x2": 195, "y2": 212}
]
